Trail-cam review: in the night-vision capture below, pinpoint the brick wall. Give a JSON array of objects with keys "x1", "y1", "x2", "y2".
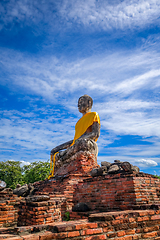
[
  {"x1": 73, "y1": 173, "x2": 160, "y2": 211},
  {"x1": 35, "y1": 173, "x2": 160, "y2": 212},
  {"x1": 18, "y1": 197, "x2": 66, "y2": 226},
  {"x1": 3, "y1": 209, "x2": 160, "y2": 240},
  {"x1": 0, "y1": 189, "x2": 20, "y2": 227}
]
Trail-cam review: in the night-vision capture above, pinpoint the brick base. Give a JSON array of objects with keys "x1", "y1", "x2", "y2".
[{"x1": 1, "y1": 209, "x2": 160, "y2": 239}]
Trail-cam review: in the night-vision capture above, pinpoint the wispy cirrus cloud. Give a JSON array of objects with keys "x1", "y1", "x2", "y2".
[
  {"x1": 1, "y1": 44, "x2": 160, "y2": 101},
  {"x1": 59, "y1": 0, "x2": 160, "y2": 30},
  {"x1": 0, "y1": 0, "x2": 160, "y2": 32}
]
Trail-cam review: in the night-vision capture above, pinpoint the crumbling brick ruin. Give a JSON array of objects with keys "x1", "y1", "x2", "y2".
[{"x1": 0, "y1": 155, "x2": 160, "y2": 239}]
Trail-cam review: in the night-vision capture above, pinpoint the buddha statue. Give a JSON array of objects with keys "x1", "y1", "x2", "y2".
[{"x1": 49, "y1": 95, "x2": 100, "y2": 178}]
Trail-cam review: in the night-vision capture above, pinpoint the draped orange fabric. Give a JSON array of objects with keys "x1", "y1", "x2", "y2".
[{"x1": 70, "y1": 112, "x2": 100, "y2": 146}]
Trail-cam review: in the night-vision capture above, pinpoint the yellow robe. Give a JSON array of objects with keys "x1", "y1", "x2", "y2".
[{"x1": 71, "y1": 111, "x2": 100, "y2": 146}]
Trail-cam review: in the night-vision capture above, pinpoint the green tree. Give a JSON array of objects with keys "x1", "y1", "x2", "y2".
[
  {"x1": 0, "y1": 160, "x2": 50, "y2": 189},
  {"x1": 0, "y1": 160, "x2": 24, "y2": 189},
  {"x1": 23, "y1": 161, "x2": 50, "y2": 184}
]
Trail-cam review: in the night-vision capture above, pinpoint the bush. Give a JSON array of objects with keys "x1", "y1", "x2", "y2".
[
  {"x1": 0, "y1": 160, "x2": 24, "y2": 189},
  {"x1": 0, "y1": 160, "x2": 50, "y2": 189}
]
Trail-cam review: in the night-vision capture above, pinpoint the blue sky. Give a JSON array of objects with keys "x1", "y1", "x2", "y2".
[{"x1": 0, "y1": 0, "x2": 160, "y2": 175}]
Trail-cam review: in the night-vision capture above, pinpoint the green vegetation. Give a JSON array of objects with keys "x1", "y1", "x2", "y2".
[
  {"x1": 63, "y1": 211, "x2": 70, "y2": 221},
  {"x1": 0, "y1": 160, "x2": 50, "y2": 189},
  {"x1": 154, "y1": 175, "x2": 160, "y2": 179}
]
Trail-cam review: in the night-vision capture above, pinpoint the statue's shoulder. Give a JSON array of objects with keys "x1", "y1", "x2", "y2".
[{"x1": 92, "y1": 112, "x2": 100, "y2": 124}]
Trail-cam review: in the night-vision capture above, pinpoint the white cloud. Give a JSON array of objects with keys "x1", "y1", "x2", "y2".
[
  {"x1": 0, "y1": 109, "x2": 76, "y2": 152},
  {"x1": 20, "y1": 160, "x2": 30, "y2": 167},
  {"x1": 1, "y1": 46, "x2": 160, "y2": 101},
  {"x1": 0, "y1": 0, "x2": 160, "y2": 32},
  {"x1": 59, "y1": 0, "x2": 160, "y2": 30},
  {"x1": 135, "y1": 159, "x2": 158, "y2": 167}
]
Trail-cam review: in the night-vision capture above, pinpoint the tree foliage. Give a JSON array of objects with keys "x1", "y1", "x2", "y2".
[
  {"x1": 0, "y1": 160, "x2": 50, "y2": 189},
  {"x1": 0, "y1": 160, "x2": 24, "y2": 189},
  {"x1": 23, "y1": 161, "x2": 50, "y2": 184}
]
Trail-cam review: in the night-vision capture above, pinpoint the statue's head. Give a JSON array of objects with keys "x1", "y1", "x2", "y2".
[{"x1": 78, "y1": 95, "x2": 93, "y2": 114}]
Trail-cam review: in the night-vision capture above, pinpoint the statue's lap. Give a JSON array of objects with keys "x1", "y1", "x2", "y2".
[{"x1": 54, "y1": 139, "x2": 99, "y2": 177}]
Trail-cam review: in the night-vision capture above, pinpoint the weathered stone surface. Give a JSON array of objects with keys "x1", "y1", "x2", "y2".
[
  {"x1": 100, "y1": 160, "x2": 140, "y2": 175},
  {"x1": 101, "y1": 161, "x2": 111, "y2": 168},
  {"x1": 108, "y1": 164, "x2": 120, "y2": 173},
  {"x1": 72, "y1": 202, "x2": 90, "y2": 212},
  {"x1": 26, "y1": 195, "x2": 50, "y2": 204},
  {"x1": 131, "y1": 165, "x2": 140, "y2": 172},
  {"x1": 2, "y1": 188, "x2": 13, "y2": 193},
  {"x1": 54, "y1": 150, "x2": 99, "y2": 177},
  {"x1": 114, "y1": 160, "x2": 121, "y2": 163},
  {"x1": 90, "y1": 168, "x2": 103, "y2": 177},
  {"x1": 0, "y1": 180, "x2": 6, "y2": 191},
  {"x1": 13, "y1": 183, "x2": 34, "y2": 197},
  {"x1": 54, "y1": 139, "x2": 99, "y2": 177},
  {"x1": 121, "y1": 161, "x2": 132, "y2": 172},
  {"x1": 55, "y1": 139, "x2": 98, "y2": 169},
  {"x1": 13, "y1": 183, "x2": 29, "y2": 197}
]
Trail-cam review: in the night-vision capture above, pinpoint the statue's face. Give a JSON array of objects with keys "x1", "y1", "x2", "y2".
[{"x1": 78, "y1": 96, "x2": 92, "y2": 113}]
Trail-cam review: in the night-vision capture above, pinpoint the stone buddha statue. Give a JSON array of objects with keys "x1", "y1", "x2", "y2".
[{"x1": 49, "y1": 95, "x2": 100, "y2": 178}]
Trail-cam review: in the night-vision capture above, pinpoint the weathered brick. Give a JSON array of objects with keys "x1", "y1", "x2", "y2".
[
  {"x1": 85, "y1": 235, "x2": 107, "y2": 240},
  {"x1": 117, "y1": 231, "x2": 126, "y2": 237},
  {"x1": 126, "y1": 229, "x2": 135, "y2": 235},
  {"x1": 151, "y1": 215, "x2": 160, "y2": 220},
  {"x1": 51, "y1": 232, "x2": 68, "y2": 239},
  {"x1": 115, "y1": 236, "x2": 132, "y2": 240},
  {"x1": 82, "y1": 228, "x2": 103, "y2": 235},
  {"x1": 137, "y1": 216, "x2": 149, "y2": 222},
  {"x1": 106, "y1": 232, "x2": 116, "y2": 238},
  {"x1": 103, "y1": 226, "x2": 114, "y2": 233},
  {"x1": 22, "y1": 234, "x2": 39, "y2": 240},
  {"x1": 76, "y1": 223, "x2": 98, "y2": 230},
  {"x1": 39, "y1": 231, "x2": 56, "y2": 240},
  {"x1": 68, "y1": 231, "x2": 80, "y2": 237},
  {"x1": 142, "y1": 231, "x2": 158, "y2": 238},
  {"x1": 143, "y1": 225, "x2": 159, "y2": 233},
  {"x1": 3, "y1": 237, "x2": 23, "y2": 240}
]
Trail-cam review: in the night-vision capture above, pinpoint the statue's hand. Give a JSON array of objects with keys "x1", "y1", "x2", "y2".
[{"x1": 50, "y1": 147, "x2": 59, "y2": 155}]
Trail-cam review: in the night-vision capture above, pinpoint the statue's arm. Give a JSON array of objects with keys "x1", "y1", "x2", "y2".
[
  {"x1": 50, "y1": 140, "x2": 73, "y2": 155},
  {"x1": 78, "y1": 122, "x2": 100, "y2": 141}
]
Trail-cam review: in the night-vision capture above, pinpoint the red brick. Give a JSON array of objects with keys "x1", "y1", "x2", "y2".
[
  {"x1": 125, "y1": 229, "x2": 135, "y2": 235},
  {"x1": 106, "y1": 232, "x2": 116, "y2": 238},
  {"x1": 85, "y1": 235, "x2": 107, "y2": 240},
  {"x1": 76, "y1": 223, "x2": 98, "y2": 230},
  {"x1": 103, "y1": 226, "x2": 114, "y2": 232},
  {"x1": 151, "y1": 215, "x2": 160, "y2": 220},
  {"x1": 117, "y1": 231, "x2": 126, "y2": 237},
  {"x1": 142, "y1": 232, "x2": 157, "y2": 238},
  {"x1": 144, "y1": 226, "x2": 159, "y2": 232},
  {"x1": 39, "y1": 232, "x2": 55, "y2": 240},
  {"x1": 132, "y1": 235, "x2": 140, "y2": 240},
  {"x1": 68, "y1": 231, "x2": 80, "y2": 237},
  {"x1": 82, "y1": 228, "x2": 103, "y2": 235},
  {"x1": 3, "y1": 237, "x2": 23, "y2": 240},
  {"x1": 22, "y1": 234, "x2": 39, "y2": 240},
  {"x1": 115, "y1": 237, "x2": 132, "y2": 240},
  {"x1": 112, "y1": 220, "x2": 121, "y2": 225},
  {"x1": 137, "y1": 216, "x2": 149, "y2": 222},
  {"x1": 52, "y1": 232, "x2": 68, "y2": 239},
  {"x1": 128, "y1": 218, "x2": 135, "y2": 223}
]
